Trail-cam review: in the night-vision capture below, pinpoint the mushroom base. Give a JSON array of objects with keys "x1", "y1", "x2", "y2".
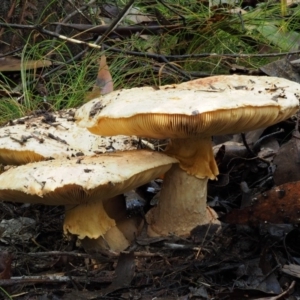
[{"x1": 146, "y1": 164, "x2": 219, "y2": 237}]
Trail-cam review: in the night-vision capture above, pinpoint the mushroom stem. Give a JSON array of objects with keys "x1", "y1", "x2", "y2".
[
  {"x1": 165, "y1": 137, "x2": 219, "y2": 180},
  {"x1": 81, "y1": 226, "x2": 130, "y2": 252},
  {"x1": 64, "y1": 196, "x2": 143, "y2": 252},
  {"x1": 64, "y1": 199, "x2": 130, "y2": 251},
  {"x1": 146, "y1": 164, "x2": 218, "y2": 237},
  {"x1": 64, "y1": 201, "x2": 116, "y2": 239}
]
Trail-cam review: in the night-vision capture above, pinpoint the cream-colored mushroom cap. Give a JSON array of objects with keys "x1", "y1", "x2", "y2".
[
  {"x1": 0, "y1": 150, "x2": 176, "y2": 206},
  {"x1": 76, "y1": 75, "x2": 299, "y2": 180},
  {"x1": 0, "y1": 150, "x2": 177, "y2": 243},
  {"x1": 0, "y1": 109, "x2": 137, "y2": 165},
  {"x1": 75, "y1": 75, "x2": 300, "y2": 139}
]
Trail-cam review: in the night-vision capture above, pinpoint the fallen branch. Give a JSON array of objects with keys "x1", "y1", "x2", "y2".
[{"x1": 0, "y1": 274, "x2": 114, "y2": 287}]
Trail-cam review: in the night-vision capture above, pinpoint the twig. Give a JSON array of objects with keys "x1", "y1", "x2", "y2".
[
  {"x1": 0, "y1": 275, "x2": 113, "y2": 287},
  {"x1": 51, "y1": 23, "x2": 181, "y2": 35},
  {"x1": 95, "y1": 0, "x2": 136, "y2": 45},
  {"x1": 47, "y1": 133, "x2": 68, "y2": 145},
  {"x1": 51, "y1": 0, "x2": 97, "y2": 57},
  {"x1": 241, "y1": 132, "x2": 257, "y2": 157},
  {"x1": 10, "y1": 136, "x2": 31, "y2": 145},
  {"x1": 2, "y1": 22, "x2": 298, "y2": 59},
  {"x1": 252, "y1": 129, "x2": 284, "y2": 152},
  {"x1": 25, "y1": 251, "x2": 111, "y2": 260},
  {"x1": 102, "y1": 43, "x2": 300, "y2": 60},
  {"x1": 25, "y1": 250, "x2": 161, "y2": 259},
  {"x1": 0, "y1": 23, "x2": 101, "y2": 49},
  {"x1": 164, "y1": 242, "x2": 202, "y2": 251},
  {"x1": 157, "y1": 0, "x2": 186, "y2": 25},
  {"x1": 65, "y1": 0, "x2": 95, "y2": 23},
  {"x1": 254, "y1": 281, "x2": 295, "y2": 300},
  {"x1": 241, "y1": 133, "x2": 271, "y2": 165}
]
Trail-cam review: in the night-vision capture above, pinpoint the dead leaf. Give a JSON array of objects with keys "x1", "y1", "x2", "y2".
[
  {"x1": 0, "y1": 252, "x2": 12, "y2": 279},
  {"x1": 260, "y1": 58, "x2": 300, "y2": 83},
  {"x1": 222, "y1": 181, "x2": 300, "y2": 226},
  {"x1": 95, "y1": 55, "x2": 113, "y2": 95},
  {"x1": 0, "y1": 57, "x2": 51, "y2": 71},
  {"x1": 86, "y1": 55, "x2": 113, "y2": 100},
  {"x1": 102, "y1": 252, "x2": 135, "y2": 295},
  {"x1": 273, "y1": 133, "x2": 300, "y2": 185}
]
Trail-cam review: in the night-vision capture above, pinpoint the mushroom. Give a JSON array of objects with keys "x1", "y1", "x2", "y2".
[
  {"x1": 75, "y1": 75, "x2": 300, "y2": 236},
  {"x1": 0, "y1": 150, "x2": 177, "y2": 251},
  {"x1": 0, "y1": 109, "x2": 137, "y2": 165}
]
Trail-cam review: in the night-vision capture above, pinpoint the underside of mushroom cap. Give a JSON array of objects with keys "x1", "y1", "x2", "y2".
[
  {"x1": 0, "y1": 150, "x2": 177, "y2": 205},
  {"x1": 0, "y1": 109, "x2": 137, "y2": 165},
  {"x1": 75, "y1": 75, "x2": 300, "y2": 139}
]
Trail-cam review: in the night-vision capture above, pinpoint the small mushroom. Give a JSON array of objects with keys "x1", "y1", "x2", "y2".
[
  {"x1": 0, "y1": 109, "x2": 137, "y2": 165},
  {"x1": 0, "y1": 150, "x2": 177, "y2": 251},
  {"x1": 75, "y1": 75, "x2": 300, "y2": 236}
]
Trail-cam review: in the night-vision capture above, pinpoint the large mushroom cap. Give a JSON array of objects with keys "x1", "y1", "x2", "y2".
[
  {"x1": 75, "y1": 75, "x2": 300, "y2": 139},
  {"x1": 0, "y1": 150, "x2": 177, "y2": 246},
  {"x1": 0, "y1": 109, "x2": 137, "y2": 165},
  {"x1": 0, "y1": 150, "x2": 177, "y2": 206}
]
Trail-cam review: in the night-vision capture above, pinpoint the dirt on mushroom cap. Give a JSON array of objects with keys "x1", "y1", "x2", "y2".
[
  {"x1": 0, "y1": 150, "x2": 177, "y2": 205},
  {"x1": 75, "y1": 75, "x2": 300, "y2": 139},
  {"x1": 0, "y1": 109, "x2": 137, "y2": 164}
]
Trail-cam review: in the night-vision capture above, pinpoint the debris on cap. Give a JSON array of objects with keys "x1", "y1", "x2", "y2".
[{"x1": 0, "y1": 109, "x2": 137, "y2": 165}]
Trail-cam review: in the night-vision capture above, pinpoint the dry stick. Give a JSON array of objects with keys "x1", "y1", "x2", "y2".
[
  {"x1": 252, "y1": 128, "x2": 284, "y2": 152},
  {"x1": 96, "y1": 0, "x2": 136, "y2": 44},
  {"x1": 24, "y1": 250, "x2": 162, "y2": 259},
  {"x1": 102, "y1": 43, "x2": 300, "y2": 59},
  {"x1": 65, "y1": 0, "x2": 95, "y2": 22},
  {"x1": 0, "y1": 275, "x2": 113, "y2": 287},
  {"x1": 255, "y1": 281, "x2": 295, "y2": 300},
  {"x1": 51, "y1": 0, "x2": 97, "y2": 54},
  {"x1": 1, "y1": 22, "x2": 300, "y2": 59},
  {"x1": 0, "y1": 22, "x2": 98, "y2": 48},
  {"x1": 0, "y1": 47, "x2": 24, "y2": 58},
  {"x1": 241, "y1": 132, "x2": 271, "y2": 165},
  {"x1": 157, "y1": 0, "x2": 186, "y2": 25},
  {"x1": 51, "y1": 23, "x2": 182, "y2": 35},
  {"x1": 25, "y1": 251, "x2": 112, "y2": 260}
]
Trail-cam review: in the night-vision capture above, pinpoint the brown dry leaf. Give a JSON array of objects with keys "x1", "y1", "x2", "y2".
[
  {"x1": 273, "y1": 133, "x2": 300, "y2": 185},
  {"x1": 0, "y1": 57, "x2": 51, "y2": 71},
  {"x1": 222, "y1": 181, "x2": 300, "y2": 226},
  {"x1": 0, "y1": 252, "x2": 12, "y2": 279},
  {"x1": 101, "y1": 252, "x2": 135, "y2": 295},
  {"x1": 260, "y1": 58, "x2": 300, "y2": 83},
  {"x1": 86, "y1": 55, "x2": 113, "y2": 100}
]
